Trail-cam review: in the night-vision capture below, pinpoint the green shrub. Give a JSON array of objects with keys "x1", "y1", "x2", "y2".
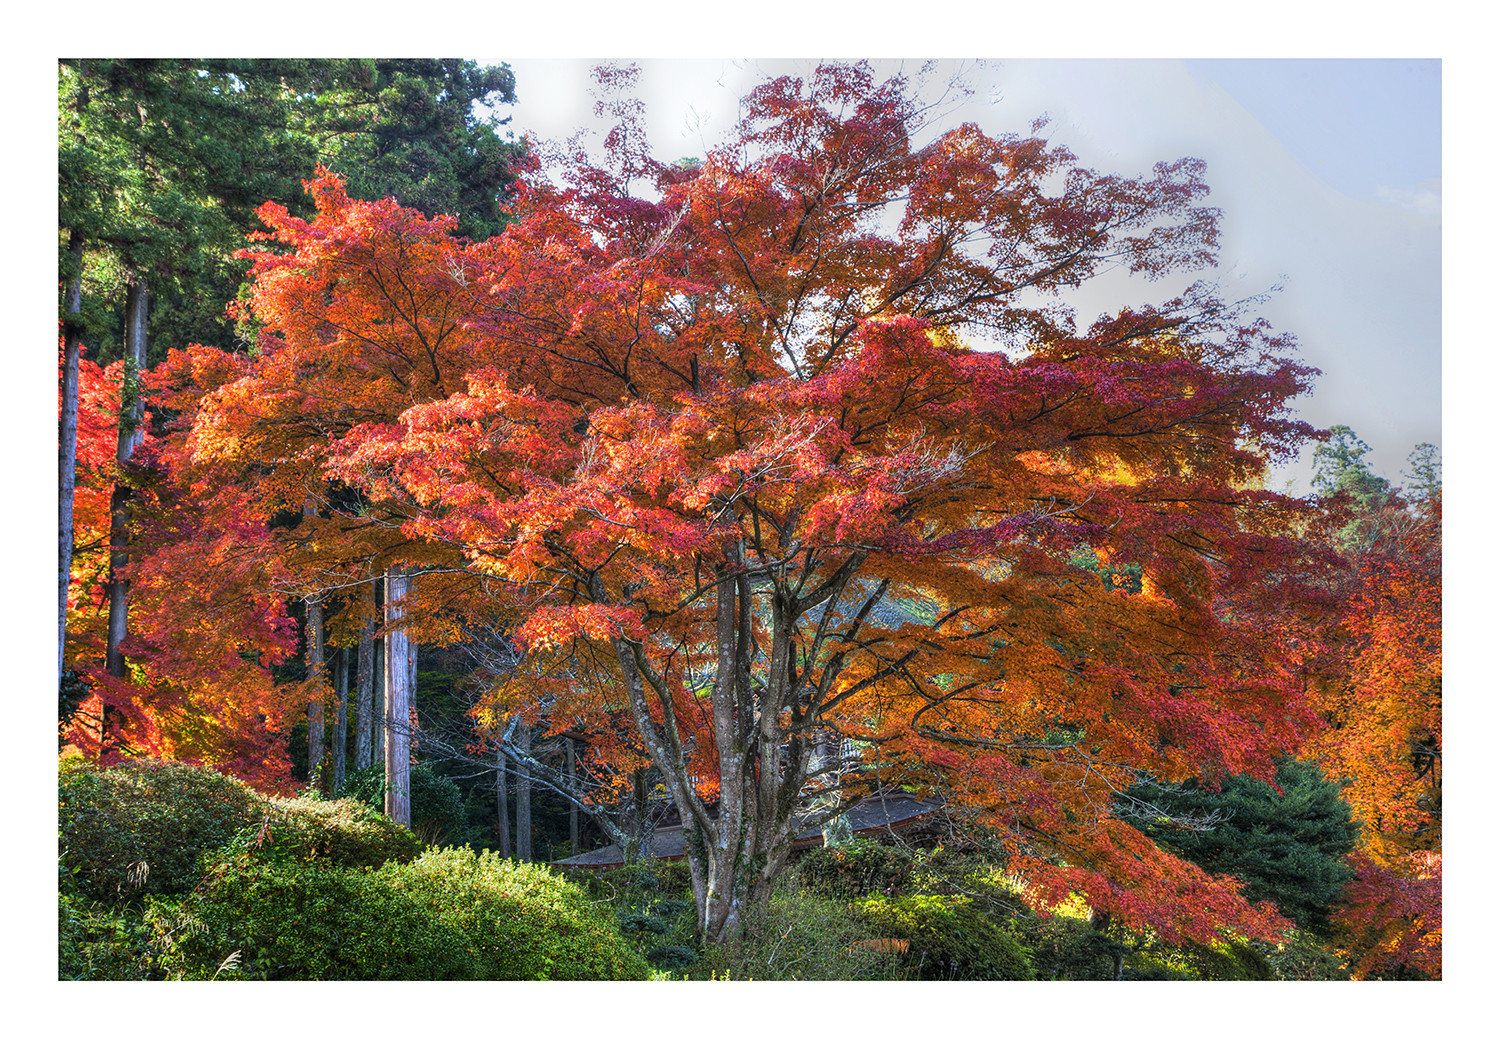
[
  {"x1": 381, "y1": 847, "x2": 651, "y2": 979},
  {"x1": 58, "y1": 891, "x2": 159, "y2": 980},
  {"x1": 408, "y1": 765, "x2": 470, "y2": 846},
  {"x1": 1123, "y1": 937, "x2": 1272, "y2": 981},
  {"x1": 230, "y1": 796, "x2": 422, "y2": 869},
  {"x1": 150, "y1": 859, "x2": 478, "y2": 980},
  {"x1": 794, "y1": 842, "x2": 919, "y2": 900},
  {"x1": 704, "y1": 886, "x2": 898, "y2": 981},
  {"x1": 646, "y1": 944, "x2": 699, "y2": 973},
  {"x1": 858, "y1": 893, "x2": 1035, "y2": 980},
  {"x1": 1016, "y1": 914, "x2": 1118, "y2": 980},
  {"x1": 147, "y1": 847, "x2": 649, "y2": 980},
  {"x1": 1263, "y1": 929, "x2": 1352, "y2": 980},
  {"x1": 59, "y1": 758, "x2": 263, "y2": 902}
]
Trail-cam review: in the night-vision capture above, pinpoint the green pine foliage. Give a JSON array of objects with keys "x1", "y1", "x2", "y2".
[{"x1": 1127, "y1": 759, "x2": 1361, "y2": 933}]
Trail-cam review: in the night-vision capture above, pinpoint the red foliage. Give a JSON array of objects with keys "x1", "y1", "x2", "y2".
[{"x1": 170, "y1": 64, "x2": 1344, "y2": 939}]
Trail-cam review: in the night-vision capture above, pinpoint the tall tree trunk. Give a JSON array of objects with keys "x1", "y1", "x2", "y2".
[
  {"x1": 59, "y1": 227, "x2": 85, "y2": 691},
  {"x1": 567, "y1": 738, "x2": 580, "y2": 856},
  {"x1": 516, "y1": 721, "x2": 532, "y2": 861},
  {"x1": 383, "y1": 570, "x2": 412, "y2": 827},
  {"x1": 332, "y1": 646, "x2": 348, "y2": 793},
  {"x1": 354, "y1": 608, "x2": 375, "y2": 771},
  {"x1": 306, "y1": 595, "x2": 326, "y2": 790},
  {"x1": 59, "y1": 60, "x2": 89, "y2": 693},
  {"x1": 105, "y1": 276, "x2": 148, "y2": 687},
  {"x1": 495, "y1": 743, "x2": 511, "y2": 857}
]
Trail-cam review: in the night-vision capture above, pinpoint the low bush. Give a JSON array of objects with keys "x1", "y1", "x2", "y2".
[
  {"x1": 858, "y1": 892, "x2": 1035, "y2": 980},
  {"x1": 59, "y1": 758, "x2": 263, "y2": 901},
  {"x1": 58, "y1": 891, "x2": 158, "y2": 980},
  {"x1": 149, "y1": 859, "x2": 477, "y2": 980},
  {"x1": 702, "y1": 886, "x2": 897, "y2": 981},
  {"x1": 379, "y1": 847, "x2": 652, "y2": 980},
  {"x1": 230, "y1": 796, "x2": 422, "y2": 870},
  {"x1": 145, "y1": 848, "x2": 649, "y2": 980}
]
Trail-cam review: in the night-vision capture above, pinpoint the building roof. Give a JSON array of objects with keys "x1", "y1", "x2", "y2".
[{"x1": 551, "y1": 794, "x2": 944, "y2": 869}]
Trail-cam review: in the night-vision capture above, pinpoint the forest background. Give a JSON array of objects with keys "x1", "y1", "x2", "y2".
[{"x1": 22, "y1": 3, "x2": 1487, "y2": 1032}]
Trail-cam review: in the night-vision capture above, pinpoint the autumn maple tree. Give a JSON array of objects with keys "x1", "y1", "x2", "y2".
[
  {"x1": 173, "y1": 63, "x2": 1349, "y2": 945},
  {"x1": 1303, "y1": 456, "x2": 1442, "y2": 977}
]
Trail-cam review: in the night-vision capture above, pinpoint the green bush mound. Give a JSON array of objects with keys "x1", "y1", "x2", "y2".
[
  {"x1": 59, "y1": 757, "x2": 263, "y2": 901},
  {"x1": 60, "y1": 758, "x2": 422, "y2": 905},
  {"x1": 151, "y1": 848, "x2": 649, "y2": 980},
  {"x1": 235, "y1": 796, "x2": 422, "y2": 870},
  {"x1": 384, "y1": 847, "x2": 652, "y2": 980},
  {"x1": 858, "y1": 893, "x2": 1035, "y2": 980}
]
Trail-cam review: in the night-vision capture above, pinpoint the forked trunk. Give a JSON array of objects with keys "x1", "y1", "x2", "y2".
[{"x1": 605, "y1": 547, "x2": 863, "y2": 945}]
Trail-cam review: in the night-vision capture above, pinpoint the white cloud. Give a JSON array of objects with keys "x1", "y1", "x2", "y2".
[{"x1": 1374, "y1": 179, "x2": 1443, "y2": 218}]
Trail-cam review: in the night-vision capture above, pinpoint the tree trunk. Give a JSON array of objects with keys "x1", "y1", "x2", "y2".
[
  {"x1": 59, "y1": 60, "x2": 89, "y2": 693},
  {"x1": 383, "y1": 570, "x2": 412, "y2": 827},
  {"x1": 59, "y1": 227, "x2": 85, "y2": 691},
  {"x1": 515, "y1": 721, "x2": 532, "y2": 861},
  {"x1": 567, "y1": 739, "x2": 579, "y2": 856},
  {"x1": 603, "y1": 546, "x2": 866, "y2": 944},
  {"x1": 105, "y1": 276, "x2": 148, "y2": 686},
  {"x1": 353, "y1": 610, "x2": 375, "y2": 771},
  {"x1": 332, "y1": 646, "x2": 348, "y2": 793},
  {"x1": 495, "y1": 743, "x2": 511, "y2": 857},
  {"x1": 306, "y1": 595, "x2": 326, "y2": 790}
]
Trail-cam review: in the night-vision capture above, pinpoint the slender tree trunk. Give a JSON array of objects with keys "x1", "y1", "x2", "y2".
[
  {"x1": 332, "y1": 646, "x2": 348, "y2": 793},
  {"x1": 59, "y1": 60, "x2": 89, "y2": 693},
  {"x1": 354, "y1": 610, "x2": 375, "y2": 771},
  {"x1": 371, "y1": 629, "x2": 384, "y2": 755},
  {"x1": 383, "y1": 570, "x2": 412, "y2": 827},
  {"x1": 567, "y1": 739, "x2": 579, "y2": 856},
  {"x1": 495, "y1": 743, "x2": 511, "y2": 857},
  {"x1": 516, "y1": 722, "x2": 532, "y2": 861},
  {"x1": 105, "y1": 277, "x2": 148, "y2": 687},
  {"x1": 59, "y1": 227, "x2": 85, "y2": 690},
  {"x1": 307, "y1": 595, "x2": 326, "y2": 790}
]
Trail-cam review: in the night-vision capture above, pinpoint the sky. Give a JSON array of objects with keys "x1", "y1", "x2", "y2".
[{"x1": 481, "y1": 58, "x2": 1442, "y2": 493}]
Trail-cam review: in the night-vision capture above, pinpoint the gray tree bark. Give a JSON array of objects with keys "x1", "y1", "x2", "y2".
[
  {"x1": 353, "y1": 609, "x2": 375, "y2": 771},
  {"x1": 306, "y1": 595, "x2": 326, "y2": 790},
  {"x1": 59, "y1": 227, "x2": 85, "y2": 690},
  {"x1": 567, "y1": 739, "x2": 580, "y2": 856},
  {"x1": 104, "y1": 277, "x2": 148, "y2": 685},
  {"x1": 383, "y1": 570, "x2": 412, "y2": 827},
  {"x1": 332, "y1": 646, "x2": 348, "y2": 793},
  {"x1": 495, "y1": 743, "x2": 511, "y2": 857},
  {"x1": 515, "y1": 721, "x2": 532, "y2": 861}
]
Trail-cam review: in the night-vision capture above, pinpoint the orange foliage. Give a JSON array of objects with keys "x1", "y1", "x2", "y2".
[
  {"x1": 168, "y1": 64, "x2": 1342, "y2": 941},
  {"x1": 1307, "y1": 497, "x2": 1441, "y2": 975}
]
